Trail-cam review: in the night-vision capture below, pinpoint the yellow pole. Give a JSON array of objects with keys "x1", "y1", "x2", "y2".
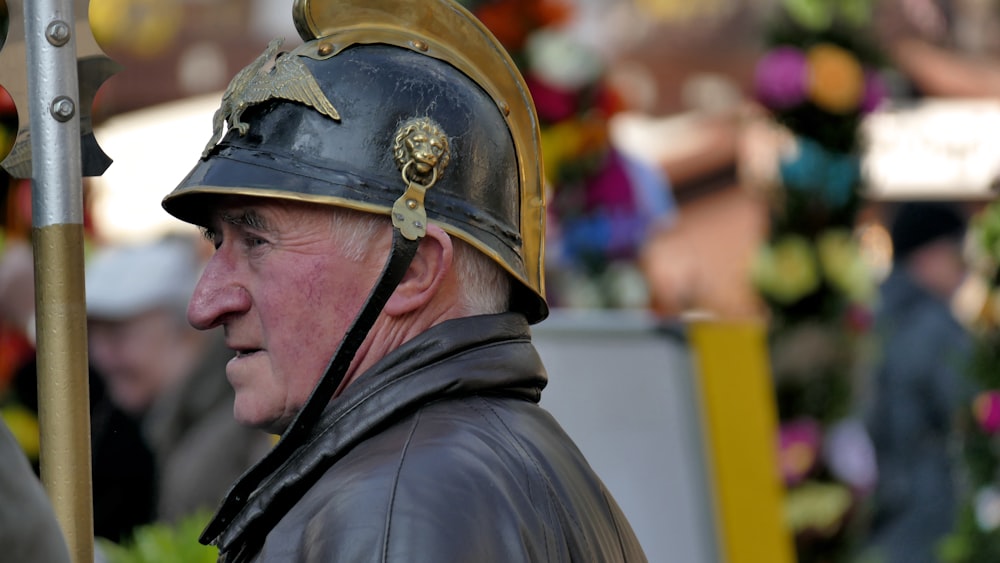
[
  {"x1": 688, "y1": 319, "x2": 795, "y2": 563},
  {"x1": 33, "y1": 225, "x2": 93, "y2": 563}
]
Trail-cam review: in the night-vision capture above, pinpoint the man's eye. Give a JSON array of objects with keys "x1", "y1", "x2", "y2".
[{"x1": 246, "y1": 236, "x2": 268, "y2": 247}]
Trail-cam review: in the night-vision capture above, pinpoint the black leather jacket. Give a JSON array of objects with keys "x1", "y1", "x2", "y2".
[{"x1": 213, "y1": 313, "x2": 646, "y2": 562}]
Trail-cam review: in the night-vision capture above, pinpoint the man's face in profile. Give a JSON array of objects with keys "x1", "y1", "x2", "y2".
[{"x1": 186, "y1": 197, "x2": 385, "y2": 433}]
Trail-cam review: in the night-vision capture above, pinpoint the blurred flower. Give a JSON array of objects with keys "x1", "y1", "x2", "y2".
[
  {"x1": 753, "y1": 3, "x2": 882, "y2": 559},
  {"x1": 771, "y1": 321, "x2": 845, "y2": 382},
  {"x1": 973, "y1": 390, "x2": 1000, "y2": 435},
  {"x1": 781, "y1": 0, "x2": 833, "y2": 30},
  {"x1": 559, "y1": 151, "x2": 645, "y2": 264},
  {"x1": 527, "y1": 74, "x2": 581, "y2": 123},
  {"x1": 807, "y1": 43, "x2": 864, "y2": 114},
  {"x1": 822, "y1": 418, "x2": 877, "y2": 493},
  {"x1": 1, "y1": 403, "x2": 39, "y2": 461},
  {"x1": 973, "y1": 200, "x2": 1000, "y2": 270},
  {"x1": 540, "y1": 120, "x2": 607, "y2": 187},
  {"x1": 540, "y1": 116, "x2": 584, "y2": 181},
  {"x1": 753, "y1": 235, "x2": 821, "y2": 305},
  {"x1": 779, "y1": 134, "x2": 825, "y2": 190},
  {"x1": 780, "y1": 418, "x2": 823, "y2": 485},
  {"x1": 822, "y1": 152, "x2": 861, "y2": 207},
  {"x1": 785, "y1": 481, "x2": 854, "y2": 536},
  {"x1": 779, "y1": 136, "x2": 860, "y2": 208},
  {"x1": 468, "y1": 0, "x2": 573, "y2": 53},
  {"x1": 975, "y1": 486, "x2": 1000, "y2": 532},
  {"x1": 817, "y1": 229, "x2": 874, "y2": 303},
  {"x1": 860, "y1": 70, "x2": 887, "y2": 114},
  {"x1": 468, "y1": 0, "x2": 670, "y2": 310},
  {"x1": 844, "y1": 303, "x2": 874, "y2": 333},
  {"x1": 755, "y1": 46, "x2": 809, "y2": 111},
  {"x1": 526, "y1": 29, "x2": 604, "y2": 92}
]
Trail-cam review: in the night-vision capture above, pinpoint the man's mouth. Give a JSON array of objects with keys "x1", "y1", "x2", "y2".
[{"x1": 234, "y1": 348, "x2": 263, "y2": 358}]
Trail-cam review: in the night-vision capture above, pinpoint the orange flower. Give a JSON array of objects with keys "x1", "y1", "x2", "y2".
[
  {"x1": 807, "y1": 43, "x2": 863, "y2": 114},
  {"x1": 474, "y1": 0, "x2": 574, "y2": 52},
  {"x1": 475, "y1": 2, "x2": 530, "y2": 51},
  {"x1": 534, "y1": 0, "x2": 574, "y2": 28}
]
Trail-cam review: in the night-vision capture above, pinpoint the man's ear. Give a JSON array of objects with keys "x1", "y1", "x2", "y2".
[{"x1": 383, "y1": 224, "x2": 453, "y2": 316}]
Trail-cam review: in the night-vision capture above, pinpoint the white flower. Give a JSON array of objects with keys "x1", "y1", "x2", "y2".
[
  {"x1": 975, "y1": 486, "x2": 1000, "y2": 531},
  {"x1": 526, "y1": 29, "x2": 604, "y2": 90}
]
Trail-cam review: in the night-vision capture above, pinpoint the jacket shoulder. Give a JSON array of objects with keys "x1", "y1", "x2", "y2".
[{"x1": 260, "y1": 395, "x2": 645, "y2": 562}]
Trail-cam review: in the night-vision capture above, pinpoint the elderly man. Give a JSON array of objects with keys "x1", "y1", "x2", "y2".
[{"x1": 160, "y1": 0, "x2": 645, "y2": 561}]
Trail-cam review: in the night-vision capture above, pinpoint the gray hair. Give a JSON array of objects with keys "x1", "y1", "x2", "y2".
[{"x1": 331, "y1": 208, "x2": 510, "y2": 316}]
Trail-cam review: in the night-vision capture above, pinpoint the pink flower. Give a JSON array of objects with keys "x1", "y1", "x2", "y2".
[
  {"x1": 526, "y1": 73, "x2": 580, "y2": 123},
  {"x1": 779, "y1": 418, "x2": 822, "y2": 486},
  {"x1": 755, "y1": 46, "x2": 808, "y2": 111},
  {"x1": 860, "y1": 70, "x2": 887, "y2": 114},
  {"x1": 974, "y1": 391, "x2": 1000, "y2": 434}
]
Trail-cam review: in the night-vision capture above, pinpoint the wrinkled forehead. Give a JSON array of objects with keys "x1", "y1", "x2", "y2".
[{"x1": 195, "y1": 194, "x2": 389, "y2": 244}]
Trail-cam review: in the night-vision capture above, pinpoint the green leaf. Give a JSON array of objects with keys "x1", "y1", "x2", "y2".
[
  {"x1": 782, "y1": 0, "x2": 833, "y2": 30},
  {"x1": 96, "y1": 510, "x2": 218, "y2": 563},
  {"x1": 838, "y1": 0, "x2": 872, "y2": 27}
]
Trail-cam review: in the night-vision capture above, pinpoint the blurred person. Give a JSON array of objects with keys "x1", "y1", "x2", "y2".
[
  {"x1": 0, "y1": 417, "x2": 71, "y2": 563},
  {"x1": 1, "y1": 238, "x2": 156, "y2": 542},
  {"x1": 84, "y1": 235, "x2": 272, "y2": 523},
  {"x1": 158, "y1": 1, "x2": 646, "y2": 561},
  {"x1": 0, "y1": 238, "x2": 34, "y2": 340},
  {"x1": 875, "y1": 0, "x2": 1000, "y2": 99},
  {"x1": 863, "y1": 201, "x2": 973, "y2": 563},
  {"x1": 10, "y1": 356, "x2": 157, "y2": 542}
]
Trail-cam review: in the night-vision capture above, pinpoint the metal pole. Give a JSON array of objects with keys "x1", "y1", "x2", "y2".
[{"x1": 24, "y1": 0, "x2": 94, "y2": 560}]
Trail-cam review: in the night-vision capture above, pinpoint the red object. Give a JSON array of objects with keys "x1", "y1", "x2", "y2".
[
  {"x1": 0, "y1": 328, "x2": 33, "y2": 393},
  {"x1": 473, "y1": 0, "x2": 573, "y2": 53},
  {"x1": 844, "y1": 304, "x2": 874, "y2": 333},
  {"x1": 0, "y1": 86, "x2": 16, "y2": 116},
  {"x1": 525, "y1": 73, "x2": 579, "y2": 122}
]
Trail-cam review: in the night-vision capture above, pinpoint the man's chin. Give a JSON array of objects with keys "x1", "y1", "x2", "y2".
[{"x1": 232, "y1": 401, "x2": 287, "y2": 434}]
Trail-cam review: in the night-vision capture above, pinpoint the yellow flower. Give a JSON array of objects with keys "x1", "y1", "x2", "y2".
[
  {"x1": 2, "y1": 404, "x2": 40, "y2": 461},
  {"x1": 785, "y1": 481, "x2": 853, "y2": 536},
  {"x1": 753, "y1": 235, "x2": 821, "y2": 304},
  {"x1": 807, "y1": 43, "x2": 864, "y2": 114},
  {"x1": 540, "y1": 120, "x2": 585, "y2": 185}
]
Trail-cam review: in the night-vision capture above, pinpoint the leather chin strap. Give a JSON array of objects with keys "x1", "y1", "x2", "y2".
[{"x1": 200, "y1": 228, "x2": 420, "y2": 546}]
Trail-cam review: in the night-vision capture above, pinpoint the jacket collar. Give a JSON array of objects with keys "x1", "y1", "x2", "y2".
[{"x1": 212, "y1": 312, "x2": 546, "y2": 556}]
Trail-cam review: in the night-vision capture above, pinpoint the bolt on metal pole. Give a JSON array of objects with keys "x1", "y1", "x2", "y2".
[{"x1": 24, "y1": 0, "x2": 94, "y2": 560}]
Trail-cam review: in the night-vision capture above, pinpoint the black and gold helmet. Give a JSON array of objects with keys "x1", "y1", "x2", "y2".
[{"x1": 162, "y1": 0, "x2": 547, "y2": 323}]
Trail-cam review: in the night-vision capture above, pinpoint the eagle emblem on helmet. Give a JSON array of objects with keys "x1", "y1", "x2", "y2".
[{"x1": 202, "y1": 38, "x2": 341, "y2": 158}]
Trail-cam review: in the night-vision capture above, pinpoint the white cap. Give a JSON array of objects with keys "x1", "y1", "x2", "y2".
[{"x1": 85, "y1": 236, "x2": 202, "y2": 320}]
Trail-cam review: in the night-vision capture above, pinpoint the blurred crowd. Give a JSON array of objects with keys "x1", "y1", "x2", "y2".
[{"x1": 0, "y1": 234, "x2": 272, "y2": 548}]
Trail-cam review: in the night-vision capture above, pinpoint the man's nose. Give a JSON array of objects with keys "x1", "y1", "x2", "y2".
[{"x1": 187, "y1": 255, "x2": 250, "y2": 330}]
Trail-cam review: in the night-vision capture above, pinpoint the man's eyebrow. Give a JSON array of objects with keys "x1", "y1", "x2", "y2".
[{"x1": 220, "y1": 209, "x2": 270, "y2": 231}]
